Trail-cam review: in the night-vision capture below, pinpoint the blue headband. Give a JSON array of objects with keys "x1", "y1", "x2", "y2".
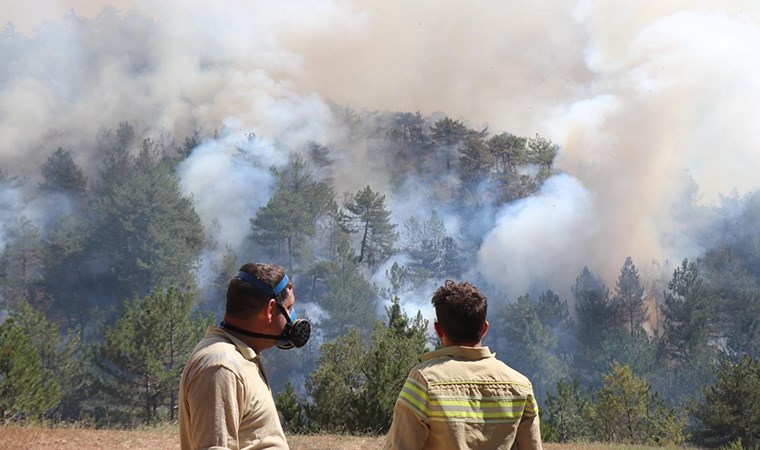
[{"x1": 236, "y1": 271, "x2": 289, "y2": 297}]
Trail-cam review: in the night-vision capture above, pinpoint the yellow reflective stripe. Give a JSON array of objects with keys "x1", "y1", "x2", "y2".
[
  {"x1": 428, "y1": 396, "x2": 529, "y2": 423},
  {"x1": 523, "y1": 397, "x2": 538, "y2": 416},
  {"x1": 403, "y1": 377, "x2": 427, "y2": 399},
  {"x1": 434, "y1": 398, "x2": 527, "y2": 407},
  {"x1": 398, "y1": 377, "x2": 429, "y2": 417},
  {"x1": 429, "y1": 410, "x2": 523, "y2": 419}
]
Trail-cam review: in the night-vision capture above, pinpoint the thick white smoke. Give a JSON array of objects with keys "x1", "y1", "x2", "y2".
[
  {"x1": 477, "y1": 174, "x2": 596, "y2": 297},
  {"x1": 3, "y1": 1, "x2": 760, "y2": 302}
]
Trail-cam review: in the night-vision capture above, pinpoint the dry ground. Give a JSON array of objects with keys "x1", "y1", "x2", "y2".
[{"x1": 0, "y1": 425, "x2": 699, "y2": 450}]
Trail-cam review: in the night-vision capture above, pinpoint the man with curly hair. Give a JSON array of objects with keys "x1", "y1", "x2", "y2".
[{"x1": 386, "y1": 280, "x2": 542, "y2": 450}]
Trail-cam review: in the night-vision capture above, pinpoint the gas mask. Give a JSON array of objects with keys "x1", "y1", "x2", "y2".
[
  {"x1": 220, "y1": 271, "x2": 311, "y2": 349},
  {"x1": 272, "y1": 302, "x2": 311, "y2": 349}
]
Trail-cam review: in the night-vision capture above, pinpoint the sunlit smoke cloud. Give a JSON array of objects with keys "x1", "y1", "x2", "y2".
[
  {"x1": 476, "y1": 174, "x2": 595, "y2": 298},
  {"x1": 176, "y1": 120, "x2": 287, "y2": 251}
]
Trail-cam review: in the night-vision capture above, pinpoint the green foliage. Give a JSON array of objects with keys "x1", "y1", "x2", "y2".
[
  {"x1": 314, "y1": 238, "x2": 379, "y2": 339},
  {"x1": 488, "y1": 132, "x2": 526, "y2": 176},
  {"x1": 38, "y1": 147, "x2": 88, "y2": 197},
  {"x1": 0, "y1": 316, "x2": 60, "y2": 422},
  {"x1": 10, "y1": 300, "x2": 85, "y2": 421},
  {"x1": 656, "y1": 258, "x2": 718, "y2": 401},
  {"x1": 359, "y1": 299, "x2": 428, "y2": 433},
  {"x1": 661, "y1": 258, "x2": 713, "y2": 362},
  {"x1": 702, "y1": 246, "x2": 760, "y2": 359},
  {"x1": 719, "y1": 439, "x2": 751, "y2": 450},
  {"x1": 41, "y1": 213, "x2": 94, "y2": 330},
  {"x1": 305, "y1": 300, "x2": 428, "y2": 434},
  {"x1": 457, "y1": 135, "x2": 492, "y2": 184},
  {"x1": 587, "y1": 364, "x2": 683, "y2": 445},
  {"x1": 251, "y1": 153, "x2": 336, "y2": 271},
  {"x1": 430, "y1": 117, "x2": 480, "y2": 174},
  {"x1": 542, "y1": 379, "x2": 590, "y2": 443},
  {"x1": 527, "y1": 133, "x2": 559, "y2": 174},
  {"x1": 92, "y1": 134, "x2": 204, "y2": 301},
  {"x1": 95, "y1": 286, "x2": 211, "y2": 425},
  {"x1": 690, "y1": 356, "x2": 760, "y2": 449},
  {"x1": 500, "y1": 291, "x2": 572, "y2": 400},
  {"x1": 613, "y1": 257, "x2": 648, "y2": 334},
  {"x1": 402, "y1": 211, "x2": 462, "y2": 280},
  {"x1": 305, "y1": 328, "x2": 366, "y2": 432},
  {"x1": 276, "y1": 382, "x2": 304, "y2": 433},
  {"x1": 573, "y1": 266, "x2": 621, "y2": 373},
  {"x1": 592, "y1": 327, "x2": 657, "y2": 379},
  {"x1": 0, "y1": 217, "x2": 43, "y2": 310},
  {"x1": 343, "y1": 185, "x2": 398, "y2": 267}
]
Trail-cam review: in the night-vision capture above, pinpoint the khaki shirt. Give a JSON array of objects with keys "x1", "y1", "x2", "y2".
[
  {"x1": 386, "y1": 346, "x2": 542, "y2": 450},
  {"x1": 179, "y1": 327, "x2": 289, "y2": 450}
]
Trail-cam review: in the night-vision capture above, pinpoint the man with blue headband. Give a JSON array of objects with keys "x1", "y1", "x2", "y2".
[{"x1": 179, "y1": 262, "x2": 311, "y2": 450}]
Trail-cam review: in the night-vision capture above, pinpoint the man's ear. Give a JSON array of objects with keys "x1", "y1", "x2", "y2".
[
  {"x1": 265, "y1": 298, "x2": 277, "y2": 323},
  {"x1": 434, "y1": 322, "x2": 444, "y2": 341},
  {"x1": 481, "y1": 320, "x2": 489, "y2": 340}
]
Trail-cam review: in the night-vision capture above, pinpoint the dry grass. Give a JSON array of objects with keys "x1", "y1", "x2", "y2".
[{"x1": 0, "y1": 424, "x2": 700, "y2": 450}]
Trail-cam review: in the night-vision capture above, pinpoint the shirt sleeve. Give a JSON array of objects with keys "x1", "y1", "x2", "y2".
[
  {"x1": 514, "y1": 391, "x2": 543, "y2": 450},
  {"x1": 184, "y1": 364, "x2": 247, "y2": 450},
  {"x1": 385, "y1": 370, "x2": 430, "y2": 450}
]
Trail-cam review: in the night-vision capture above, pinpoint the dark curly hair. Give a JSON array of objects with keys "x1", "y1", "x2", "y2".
[{"x1": 431, "y1": 280, "x2": 488, "y2": 344}]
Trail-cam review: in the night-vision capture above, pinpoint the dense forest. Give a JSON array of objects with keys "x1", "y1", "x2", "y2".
[
  {"x1": 2, "y1": 5, "x2": 760, "y2": 449},
  {"x1": 1, "y1": 112, "x2": 759, "y2": 448}
]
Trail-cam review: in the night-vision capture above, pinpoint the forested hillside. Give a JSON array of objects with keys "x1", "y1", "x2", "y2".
[{"x1": 2, "y1": 4, "x2": 760, "y2": 448}]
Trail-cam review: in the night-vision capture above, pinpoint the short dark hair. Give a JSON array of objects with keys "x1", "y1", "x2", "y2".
[
  {"x1": 431, "y1": 280, "x2": 487, "y2": 344},
  {"x1": 226, "y1": 262, "x2": 292, "y2": 319}
]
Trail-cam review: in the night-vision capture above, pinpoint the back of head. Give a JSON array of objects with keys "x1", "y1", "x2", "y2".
[
  {"x1": 226, "y1": 262, "x2": 291, "y2": 319},
  {"x1": 432, "y1": 280, "x2": 488, "y2": 344}
]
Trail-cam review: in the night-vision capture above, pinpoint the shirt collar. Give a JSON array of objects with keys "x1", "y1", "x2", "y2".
[
  {"x1": 211, "y1": 326, "x2": 259, "y2": 361},
  {"x1": 422, "y1": 345, "x2": 494, "y2": 362}
]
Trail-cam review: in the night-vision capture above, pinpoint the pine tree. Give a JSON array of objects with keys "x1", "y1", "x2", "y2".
[
  {"x1": 251, "y1": 153, "x2": 336, "y2": 271},
  {"x1": 487, "y1": 132, "x2": 526, "y2": 176},
  {"x1": 661, "y1": 258, "x2": 712, "y2": 362},
  {"x1": 10, "y1": 300, "x2": 84, "y2": 421},
  {"x1": 96, "y1": 286, "x2": 211, "y2": 424},
  {"x1": 316, "y1": 238, "x2": 378, "y2": 339},
  {"x1": 0, "y1": 317, "x2": 60, "y2": 422},
  {"x1": 543, "y1": 379, "x2": 589, "y2": 443},
  {"x1": 92, "y1": 137, "x2": 204, "y2": 302},
  {"x1": 430, "y1": 117, "x2": 474, "y2": 173},
  {"x1": 41, "y1": 213, "x2": 93, "y2": 331},
  {"x1": 526, "y1": 134, "x2": 559, "y2": 179},
  {"x1": 343, "y1": 185, "x2": 398, "y2": 268},
  {"x1": 38, "y1": 147, "x2": 87, "y2": 197},
  {"x1": 0, "y1": 217, "x2": 43, "y2": 310},
  {"x1": 690, "y1": 356, "x2": 760, "y2": 448},
  {"x1": 573, "y1": 267, "x2": 619, "y2": 359},
  {"x1": 589, "y1": 364, "x2": 683, "y2": 445},
  {"x1": 275, "y1": 382, "x2": 304, "y2": 432},
  {"x1": 613, "y1": 257, "x2": 648, "y2": 335},
  {"x1": 501, "y1": 291, "x2": 571, "y2": 400},
  {"x1": 402, "y1": 211, "x2": 459, "y2": 280},
  {"x1": 305, "y1": 328, "x2": 366, "y2": 431},
  {"x1": 305, "y1": 299, "x2": 428, "y2": 433}
]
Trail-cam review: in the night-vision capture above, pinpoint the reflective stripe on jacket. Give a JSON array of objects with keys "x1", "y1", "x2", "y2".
[{"x1": 386, "y1": 346, "x2": 542, "y2": 450}]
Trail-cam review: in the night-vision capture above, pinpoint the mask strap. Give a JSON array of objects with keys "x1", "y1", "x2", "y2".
[
  {"x1": 219, "y1": 321, "x2": 285, "y2": 340},
  {"x1": 236, "y1": 272, "x2": 289, "y2": 297}
]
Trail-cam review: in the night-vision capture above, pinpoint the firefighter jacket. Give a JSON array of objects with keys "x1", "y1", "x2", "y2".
[{"x1": 385, "y1": 346, "x2": 542, "y2": 450}]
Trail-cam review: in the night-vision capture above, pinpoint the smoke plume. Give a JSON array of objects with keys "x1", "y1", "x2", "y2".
[{"x1": 2, "y1": 1, "x2": 760, "y2": 303}]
